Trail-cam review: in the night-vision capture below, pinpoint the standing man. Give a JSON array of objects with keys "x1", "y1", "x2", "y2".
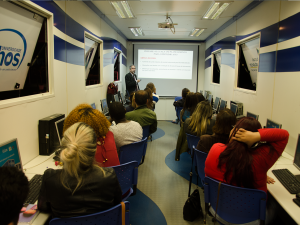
[{"x1": 125, "y1": 65, "x2": 141, "y2": 94}]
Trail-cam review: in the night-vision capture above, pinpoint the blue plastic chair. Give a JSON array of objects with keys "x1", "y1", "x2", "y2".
[
  {"x1": 49, "y1": 201, "x2": 130, "y2": 225},
  {"x1": 112, "y1": 161, "x2": 139, "y2": 201},
  {"x1": 193, "y1": 148, "x2": 208, "y2": 186},
  {"x1": 186, "y1": 133, "x2": 200, "y2": 157},
  {"x1": 176, "y1": 107, "x2": 183, "y2": 123},
  {"x1": 175, "y1": 96, "x2": 182, "y2": 102},
  {"x1": 119, "y1": 137, "x2": 147, "y2": 165},
  {"x1": 141, "y1": 126, "x2": 151, "y2": 164},
  {"x1": 203, "y1": 177, "x2": 267, "y2": 225}
]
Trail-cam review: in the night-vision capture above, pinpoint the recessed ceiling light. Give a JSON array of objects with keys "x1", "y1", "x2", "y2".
[
  {"x1": 203, "y1": 2, "x2": 231, "y2": 20},
  {"x1": 189, "y1": 28, "x2": 206, "y2": 37},
  {"x1": 110, "y1": 1, "x2": 135, "y2": 19},
  {"x1": 129, "y1": 27, "x2": 144, "y2": 36}
]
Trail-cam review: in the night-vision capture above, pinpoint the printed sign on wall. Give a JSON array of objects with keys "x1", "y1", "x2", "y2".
[{"x1": 0, "y1": 1, "x2": 43, "y2": 92}]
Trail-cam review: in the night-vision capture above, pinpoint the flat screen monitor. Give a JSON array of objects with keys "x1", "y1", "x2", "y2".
[
  {"x1": 293, "y1": 134, "x2": 300, "y2": 171},
  {"x1": 219, "y1": 100, "x2": 227, "y2": 111},
  {"x1": 203, "y1": 91, "x2": 207, "y2": 99},
  {"x1": 247, "y1": 112, "x2": 259, "y2": 120},
  {"x1": 114, "y1": 94, "x2": 119, "y2": 102},
  {"x1": 55, "y1": 118, "x2": 65, "y2": 144},
  {"x1": 207, "y1": 94, "x2": 213, "y2": 103},
  {"x1": 230, "y1": 103, "x2": 238, "y2": 115},
  {"x1": 0, "y1": 139, "x2": 22, "y2": 171},
  {"x1": 266, "y1": 119, "x2": 282, "y2": 129},
  {"x1": 91, "y1": 103, "x2": 96, "y2": 109},
  {"x1": 200, "y1": 90, "x2": 203, "y2": 94},
  {"x1": 101, "y1": 99, "x2": 109, "y2": 114},
  {"x1": 213, "y1": 97, "x2": 220, "y2": 110},
  {"x1": 120, "y1": 92, "x2": 126, "y2": 105}
]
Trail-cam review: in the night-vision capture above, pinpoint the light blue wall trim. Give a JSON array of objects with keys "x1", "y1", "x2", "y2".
[
  {"x1": 221, "y1": 53, "x2": 235, "y2": 69},
  {"x1": 83, "y1": 1, "x2": 128, "y2": 41},
  {"x1": 205, "y1": 1, "x2": 263, "y2": 42}
]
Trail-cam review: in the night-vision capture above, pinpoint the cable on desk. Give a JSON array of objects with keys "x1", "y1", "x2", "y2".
[{"x1": 23, "y1": 152, "x2": 55, "y2": 172}]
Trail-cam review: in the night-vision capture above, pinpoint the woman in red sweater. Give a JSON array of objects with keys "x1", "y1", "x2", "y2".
[
  {"x1": 63, "y1": 104, "x2": 120, "y2": 167},
  {"x1": 205, "y1": 117, "x2": 289, "y2": 193}
]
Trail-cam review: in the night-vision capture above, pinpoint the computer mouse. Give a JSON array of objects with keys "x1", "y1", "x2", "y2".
[{"x1": 296, "y1": 193, "x2": 300, "y2": 199}]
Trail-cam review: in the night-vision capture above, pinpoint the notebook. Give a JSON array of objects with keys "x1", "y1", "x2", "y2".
[{"x1": 18, "y1": 204, "x2": 40, "y2": 225}]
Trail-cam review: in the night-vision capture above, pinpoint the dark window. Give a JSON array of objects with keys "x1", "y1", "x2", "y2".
[
  {"x1": 114, "y1": 50, "x2": 120, "y2": 81},
  {"x1": 85, "y1": 36, "x2": 100, "y2": 86},
  {"x1": 212, "y1": 52, "x2": 221, "y2": 84}
]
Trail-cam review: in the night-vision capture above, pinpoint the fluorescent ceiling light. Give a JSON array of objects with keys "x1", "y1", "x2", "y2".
[
  {"x1": 110, "y1": 1, "x2": 135, "y2": 19},
  {"x1": 129, "y1": 27, "x2": 144, "y2": 36},
  {"x1": 203, "y1": 2, "x2": 219, "y2": 19},
  {"x1": 203, "y1": 2, "x2": 231, "y2": 20},
  {"x1": 189, "y1": 28, "x2": 206, "y2": 37},
  {"x1": 211, "y1": 3, "x2": 230, "y2": 20}
]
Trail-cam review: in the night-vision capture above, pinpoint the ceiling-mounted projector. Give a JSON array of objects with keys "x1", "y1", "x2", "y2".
[{"x1": 158, "y1": 22, "x2": 178, "y2": 29}]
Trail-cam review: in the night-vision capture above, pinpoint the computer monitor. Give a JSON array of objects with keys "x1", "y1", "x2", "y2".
[
  {"x1": 293, "y1": 134, "x2": 300, "y2": 171},
  {"x1": 114, "y1": 94, "x2": 119, "y2": 102},
  {"x1": 200, "y1": 90, "x2": 203, "y2": 94},
  {"x1": 207, "y1": 94, "x2": 213, "y2": 104},
  {"x1": 213, "y1": 97, "x2": 221, "y2": 111},
  {"x1": 90, "y1": 103, "x2": 96, "y2": 109},
  {"x1": 219, "y1": 100, "x2": 227, "y2": 111},
  {"x1": 0, "y1": 139, "x2": 22, "y2": 171},
  {"x1": 55, "y1": 118, "x2": 65, "y2": 144},
  {"x1": 266, "y1": 119, "x2": 282, "y2": 129},
  {"x1": 203, "y1": 91, "x2": 207, "y2": 99},
  {"x1": 230, "y1": 103, "x2": 238, "y2": 115},
  {"x1": 101, "y1": 99, "x2": 109, "y2": 114},
  {"x1": 121, "y1": 92, "x2": 126, "y2": 105},
  {"x1": 247, "y1": 112, "x2": 259, "y2": 120}
]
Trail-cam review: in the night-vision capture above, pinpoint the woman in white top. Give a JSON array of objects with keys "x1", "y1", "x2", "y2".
[{"x1": 109, "y1": 102, "x2": 143, "y2": 151}]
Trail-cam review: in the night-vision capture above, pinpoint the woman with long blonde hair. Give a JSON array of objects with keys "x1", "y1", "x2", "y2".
[
  {"x1": 63, "y1": 103, "x2": 120, "y2": 167},
  {"x1": 38, "y1": 122, "x2": 122, "y2": 218},
  {"x1": 184, "y1": 101, "x2": 213, "y2": 136}
]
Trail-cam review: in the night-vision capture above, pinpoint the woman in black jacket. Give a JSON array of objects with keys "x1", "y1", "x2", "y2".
[{"x1": 38, "y1": 122, "x2": 122, "y2": 218}]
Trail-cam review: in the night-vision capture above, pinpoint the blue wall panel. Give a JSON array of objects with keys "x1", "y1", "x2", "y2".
[
  {"x1": 259, "y1": 52, "x2": 276, "y2": 72},
  {"x1": 205, "y1": 58, "x2": 211, "y2": 69},
  {"x1": 221, "y1": 53, "x2": 235, "y2": 69},
  {"x1": 66, "y1": 14, "x2": 85, "y2": 43},
  {"x1": 260, "y1": 23, "x2": 279, "y2": 48},
  {"x1": 278, "y1": 12, "x2": 300, "y2": 43},
  {"x1": 54, "y1": 35, "x2": 66, "y2": 63},
  {"x1": 277, "y1": 46, "x2": 300, "y2": 72},
  {"x1": 66, "y1": 42, "x2": 84, "y2": 66}
]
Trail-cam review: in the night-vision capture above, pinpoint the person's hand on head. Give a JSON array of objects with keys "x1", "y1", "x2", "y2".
[
  {"x1": 232, "y1": 128, "x2": 261, "y2": 147},
  {"x1": 267, "y1": 175, "x2": 275, "y2": 184}
]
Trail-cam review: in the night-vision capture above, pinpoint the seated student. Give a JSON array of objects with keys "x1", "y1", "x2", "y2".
[
  {"x1": 125, "y1": 92, "x2": 136, "y2": 112},
  {"x1": 184, "y1": 101, "x2": 213, "y2": 136},
  {"x1": 63, "y1": 104, "x2": 120, "y2": 167},
  {"x1": 180, "y1": 92, "x2": 199, "y2": 124},
  {"x1": 109, "y1": 102, "x2": 143, "y2": 151},
  {"x1": 195, "y1": 92, "x2": 205, "y2": 103},
  {"x1": 144, "y1": 87, "x2": 154, "y2": 110},
  {"x1": 146, "y1": 82, "x2": 159, "y2": 105},
  {"x1": 38, "y1": 122, "x2": 122, "y2": 218},
  {"x1": 196, "y1": 108, "x2": 236, "y2": 153},
  {"x1": 125, "y1": 90, "x2": 157, "y2": 134},
  {"x1": 172, "y1": 88, "x2": 190, "y2": 123},
  {"x1": 205, "y1": 117, "x2": 289, "y2": 193},
  {"x1": 0, "y1": 167, "x2": 29, "y2": 225}
]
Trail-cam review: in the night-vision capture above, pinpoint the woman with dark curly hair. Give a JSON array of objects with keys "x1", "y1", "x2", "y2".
[{"x1": 63, "y1": 103, "x2": 120, "y2": 167}]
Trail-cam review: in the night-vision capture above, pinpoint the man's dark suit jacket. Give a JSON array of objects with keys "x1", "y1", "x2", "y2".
[{"x1": 125, "y1": 72, "x2": 138, "y2": 94}]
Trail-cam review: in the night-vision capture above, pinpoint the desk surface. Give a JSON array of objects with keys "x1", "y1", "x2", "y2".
[
  {"x1": 267, "y1": 152, "x2": 300, "y2": 224},
  {"x1": 23, "y1": 155, "x2": 62, "y2": 225}
]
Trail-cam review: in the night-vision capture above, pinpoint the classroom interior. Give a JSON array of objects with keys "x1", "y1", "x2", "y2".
[{"x1": 1, "y1": 1, "x2": 300, "y2": 224}]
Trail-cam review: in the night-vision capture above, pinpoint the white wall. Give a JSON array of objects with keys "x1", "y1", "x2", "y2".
[
  {"x1": 0, "y1": 1, "x2": 127, "y2": 165},
  {"x1": 204, "y1": 1, "x2": 300, "y2": 157}
]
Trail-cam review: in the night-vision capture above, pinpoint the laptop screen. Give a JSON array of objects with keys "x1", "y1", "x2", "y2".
[
  {"x1": 266, "y1": 119, "x2": 282, "y2": 129},
  {"x1": 55, "y1": 118, "x2": 65, "y2": 144},
  {"x1": 213, "y1": 97, "x2": 220, "y2": 110},
  {"x1": 219, "y1": 100, "x2": 226, "y2": 111},
  {"x1": 0, "y1": 139, "x2": 22, "y2": 171},
  {"x1": 230, "y1": 103, "x2": 238, "y2": 115},
  {"x1": 114, "y1": 94, "x2": 119, "y2": 102},
  {"x1": 91, "y1": 103, "x2": 96, "y2": 109},
  {"x1": 101, "y1": 99, "x2": 109, "y2": 114}
]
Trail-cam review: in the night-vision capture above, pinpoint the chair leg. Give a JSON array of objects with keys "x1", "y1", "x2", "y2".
[
  {"x1": 132, "y1": 184, "x2": 137, "y2": 195},
  {"x1": 140, "y1": 156, "x2": 145, "y2": 165}
]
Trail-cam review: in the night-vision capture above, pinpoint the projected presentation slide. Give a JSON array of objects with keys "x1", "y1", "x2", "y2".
[{"x1": 138, "y1": 49, "x2": 193, "y2": 79}]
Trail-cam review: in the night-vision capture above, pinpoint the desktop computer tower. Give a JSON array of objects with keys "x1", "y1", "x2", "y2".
[
  {"x1": 38, "y1": 114, "x2": 65, "y2": 155},
  {"x1": 230, "y1": 100, "x2": 243, "y2": 116}
]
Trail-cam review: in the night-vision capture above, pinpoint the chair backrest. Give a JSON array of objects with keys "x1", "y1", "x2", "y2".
[
  {"x1": 204, "y1": 177, "x2": 267, "y2": 224},
  {"x1": 176, "y1": 107, "x2": 183, "y2": 119},
  {"x1": 193, "y1": 148, "x2": 208, "y2": 185},
  {"x1": 49, "y1": 201, "x2": 130, "y2": 225},
  {"x1": 119, "y1": 137, "x2": 147, "y2": 165},
  {"x1": 142, "y1": 125, "x2": 150, "y2": 139},
  {"x1": 186, "y1": 133, "x2": 200, "y2": 156},
  {"x1": 175, "y1": 96, "x2": 182, "y2": 102},
  {"x1": 111, "y1": 161, "x2": 138, "y2": 194}
]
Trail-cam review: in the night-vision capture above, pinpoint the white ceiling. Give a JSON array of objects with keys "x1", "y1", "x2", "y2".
[{"x1": 92, "y1": 1, "x2": 252, "y2": 40}]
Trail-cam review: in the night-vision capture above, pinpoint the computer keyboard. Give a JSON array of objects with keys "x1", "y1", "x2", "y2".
[
  {"x1": 25, "y1": 174, "x2": 43, "y2": 204},
  {"x1": 272, "y1": 169, "x2": 300, "y2": 194}
]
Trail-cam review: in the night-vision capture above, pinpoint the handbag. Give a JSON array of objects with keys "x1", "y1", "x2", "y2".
[{"x1": 183, "y1": 188, "x2": 204, "y2": 221}]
